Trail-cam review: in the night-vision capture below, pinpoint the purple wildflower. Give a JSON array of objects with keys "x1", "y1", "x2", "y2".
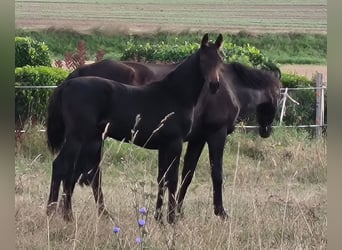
[
  {"x1": 113, "y1": 226, "x2": 120, "y2": 234},
  {"x1": 139, "y1": 207, "x2": 147, "y2": 214},
  {"x1": 138, "y1": 219, "x2": 146, "y2": 227},
  {"x1": 135, "y1": 237, "x2": 143, "y2": 244}
]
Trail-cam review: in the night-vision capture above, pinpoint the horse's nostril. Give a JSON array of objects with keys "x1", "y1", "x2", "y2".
[{"x1": 259, "y1": 125, "x2": 273, "y2": 138}]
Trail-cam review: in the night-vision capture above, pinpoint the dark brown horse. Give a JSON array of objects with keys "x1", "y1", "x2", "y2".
[
  {"x1": 65, "y1": 51, "x2": 282, "y2": 220},
  {"x1": 46, "y1": 34, "x2": 224, "y2": 223},
  {"x1": 66, "y1": 58, "x2": 179, "y2": 86}
]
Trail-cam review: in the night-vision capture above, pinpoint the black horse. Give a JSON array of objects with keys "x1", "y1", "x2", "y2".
[
  {"x1": 46, "y1": 34, "x2": 224, "y2": 223},
  {"x1": 65, "y1": 53, "x2": 282, "y2": 220},
  {"x1": 176, "y1": 61, "x2": 281, "y2": 217}
]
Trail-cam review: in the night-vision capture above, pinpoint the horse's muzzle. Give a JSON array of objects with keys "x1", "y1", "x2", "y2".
[
  {"x1": 259, "y1": 125, "x2": 273, "y2": 138},
  {"x1": 209, "y1": 81, "x2": 219, "y2": 94}
]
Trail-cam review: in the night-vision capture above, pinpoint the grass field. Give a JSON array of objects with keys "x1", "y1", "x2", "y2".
[
  {"x1": 15, "y1": 128, "x2": 327, "y2": 249},
  {"x1": 15, "y1": 0, "x2": 327, "y2": 34}
]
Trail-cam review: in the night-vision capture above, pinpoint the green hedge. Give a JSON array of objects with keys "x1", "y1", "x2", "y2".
[
  {"x1": 121, "y1": 40, "x2": 278, "y2": 72},
  {"x1": 15, "y1": 66, "x2": 69, "y2": 126},
  {"x1": 15, "y1": 37, "x2": 52, "y2": 67}
]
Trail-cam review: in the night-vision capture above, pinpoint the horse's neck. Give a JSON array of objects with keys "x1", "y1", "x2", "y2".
[
  {"x1": 230, "y1": 70, "x2": 266, "y2": 117},
  {"x1": 162, "y1": 53, "x2": 204, "y2": 106}
]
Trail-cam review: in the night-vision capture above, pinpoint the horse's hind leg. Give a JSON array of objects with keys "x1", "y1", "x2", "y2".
[
  {"x1": 47, "y1": 137, "x2": 82, "y2": 219},
  {"x1": 77, "y1": 135, "x2": 110, "y2": 218},
  {"x1": 46, "y1": 159, "x2": 63, "y2": 216},
  {"x1": 207, "y1": 127, "x2": 228, "y2": 219},
  {"x1": 61, "y1": 174, "x2": 79, "y2": 221},
  {"x1": 176, "y1": 138, "x2": 206, "y2": 216}
]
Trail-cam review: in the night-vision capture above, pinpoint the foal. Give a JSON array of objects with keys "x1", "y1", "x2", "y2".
[
  {"x1": 64, "y1": 56, "x2": 281, "y2": 221},
  {"x1": 46, "y1": 34, "x2": 224, "y2": 223}
]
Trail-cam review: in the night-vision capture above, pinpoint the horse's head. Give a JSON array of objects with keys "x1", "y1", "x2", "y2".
[
  {"x1": 199, "y1": 33, "x2": 224, "y2": 94},
  {"x1": 256, "y1": 78, "x2": 282, "y2": 138}
]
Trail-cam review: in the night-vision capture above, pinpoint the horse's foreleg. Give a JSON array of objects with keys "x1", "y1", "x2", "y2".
[
  {"x1": 207, "y1": 127, "x2": 228, "y2": 220},
  {"x1": 176, "y1": 138, "x2": 205, "y2": 216},
  {"x1": 155, "y1": 140, "x2": 182, "y2": 224},
  {"x1": 155, "y1": 151, "x2": 168, "y2": 223}
]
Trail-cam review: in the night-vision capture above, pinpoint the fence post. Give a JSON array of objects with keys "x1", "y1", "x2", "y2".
[
  {"x1": 315, "y1": 73, "x2": 324, "y2": 137},
  {"x1": 279, "y1": 88, "x2": 288, "y2": 126}
]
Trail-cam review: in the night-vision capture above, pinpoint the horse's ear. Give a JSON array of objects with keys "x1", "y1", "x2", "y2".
[
  {"x1": 201, "y1": 33, "x2": 209, "y2": 48},
  {"x1": 215, "y1": 34, "x2": 223, "y2": 49}
]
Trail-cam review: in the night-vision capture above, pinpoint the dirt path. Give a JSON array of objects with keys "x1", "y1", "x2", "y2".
[{"x1": 280, "y1": 64, "x2": 327, "y2": 83}]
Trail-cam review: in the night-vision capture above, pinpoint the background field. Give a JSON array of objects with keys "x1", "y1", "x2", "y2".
[{"x1": 15, "y1": 0, "x2": 327, "y2": 34}]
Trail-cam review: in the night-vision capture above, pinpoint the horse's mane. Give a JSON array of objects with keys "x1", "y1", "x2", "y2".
[{"x1": 226, "y1": 62, "x2": 280, "y2": 90}]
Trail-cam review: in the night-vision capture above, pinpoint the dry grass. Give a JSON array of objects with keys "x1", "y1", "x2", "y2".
[{"x1": 15, "y1": 128, "x2": 327, "y2": 249}]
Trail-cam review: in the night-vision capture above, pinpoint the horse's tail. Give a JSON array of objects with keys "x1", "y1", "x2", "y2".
[{"x1": 47, "y1": 84, "x2": 65, "y2": 154}]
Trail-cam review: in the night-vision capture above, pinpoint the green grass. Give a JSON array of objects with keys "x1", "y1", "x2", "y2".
[
  {"x1": 15, "y1": 29, "x2": 327, "y2": 64},
  {"x1": 15, "y1": 126, "x2": 326, "y2": 249}
]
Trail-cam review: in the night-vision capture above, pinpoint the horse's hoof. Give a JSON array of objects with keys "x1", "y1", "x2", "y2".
[
  {"x1": 167, "y1": 213, "x2": 176, "y2": 224},
  {"x1": 214, "y1": 207, "x2": 229, "y2": 220},
  {"x1": 176, "y1": 208, "x2": 185, "y2": 220},
  {"x1": 154, "y1": 210, "x2": 164, "y2": 224},
  {"x1": 46, "y1": 202, "x2": 57, "y2": 216},
  {"x1": 63, "y1": 212, "x2": 74, "y2": 222}
]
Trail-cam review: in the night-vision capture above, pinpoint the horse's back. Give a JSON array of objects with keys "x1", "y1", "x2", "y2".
[
  {"x1": 60, "y1": 77, "x2": 120, "y2": 129},
  {"x1": 66, "y1": 59, "x2": 136, "y2": 84},
  {"x1": 123, "y1": 61, "x2": 157, "y2": 85},
  {"x1": 123, "y1": 61, "x2": 178, "y2": 84}
]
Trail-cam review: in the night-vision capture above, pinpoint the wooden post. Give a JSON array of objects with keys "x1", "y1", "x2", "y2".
[
  {"x1": 279, "y1": 88, "x2": 288, "y2": 126},
  {"x1": 315, "y1": 73, "x2": 324, "y2": 137}
]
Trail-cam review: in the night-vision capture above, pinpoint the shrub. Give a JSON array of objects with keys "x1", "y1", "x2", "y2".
[
  {"x1": 121, "y1": 40, "x2": 280, "y2": 76},
  {"x1": 15, "y1": 66, "x2": 69, "y2": 127},
  {"x1": 280, "y1": 72, "x2": 313, "y2": 88},
  {"x1": 121, "y1": 40, "x2": 198, "y2": 62},
  {"x1": 15, "y1": 37, "x2": 52, "y2": 67},
  {"x1": 54, "y1": 40, "x2": 106, "y2": 70}
]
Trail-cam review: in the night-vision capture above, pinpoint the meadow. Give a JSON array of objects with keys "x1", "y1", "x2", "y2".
[
  {"x1": 15, "y1": 0, "x2": 327, "y2": 34},
  {"x1": 15, "y1": 0, "x2": 327, "y2": 64},
  {"x1": 15, "y1": 127, "x2": 327, "y2": 249}
]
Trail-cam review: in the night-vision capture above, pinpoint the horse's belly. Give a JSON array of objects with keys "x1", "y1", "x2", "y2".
[{"x1": 105, "y1": 122, "x2": 171, "y2": 150}]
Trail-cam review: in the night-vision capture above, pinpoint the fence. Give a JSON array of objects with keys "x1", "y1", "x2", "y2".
[
  {"x1": 278, "y1": 73, "x2": 326, "y2": 136},
  {"x1": 14, "y1": 73, "x2": 327, "y2": 136}
]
